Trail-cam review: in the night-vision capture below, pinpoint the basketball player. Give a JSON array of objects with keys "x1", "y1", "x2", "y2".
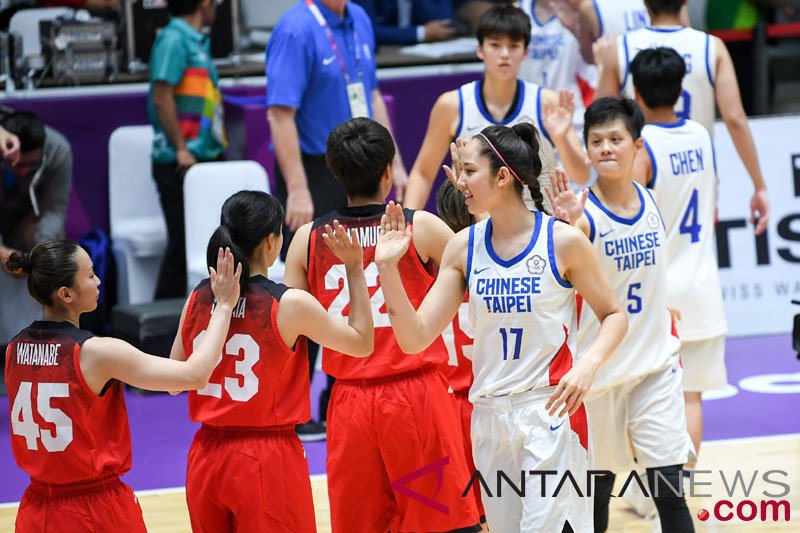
[
  {"x1": 170, "y1": 191, "x2": 374, "y2": 532},
  {"x1": 629, "y1": 47, "x2": 727, "y2": 468},
  {"x1": 283, "y1": 117, "x2": 481, "y2": 532},
  {"x1": 545, "y1": 96, "x2": 695, "y2": 532},
  {"x1": 376, "y1": 122, "x2": 628, "y2": 532},
  {"x1": 518, "y1": 0, "x2": 597, "y2": 132},
  {"x1": 593, "y1": 0, "x2": 770, "y2": 235},
  {"x1": 404, "y1": 3, "x2": 589, "y2": 211},
  {"x1": 4, "y1": 241, "x2": 240, "y2": 533}
]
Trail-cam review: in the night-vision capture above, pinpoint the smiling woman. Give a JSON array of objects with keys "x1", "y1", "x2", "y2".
[
  {"x1": 375, "y1": 121, "x2": 627, "y2": 532},
  {"x1": 2, "y1": 240, "x2": 241, "y2": 533}
]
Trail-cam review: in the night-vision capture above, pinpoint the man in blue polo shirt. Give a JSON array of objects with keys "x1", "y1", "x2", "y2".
[{"x1": 267, "y1": 0, "x2": 407, "y2": 440}]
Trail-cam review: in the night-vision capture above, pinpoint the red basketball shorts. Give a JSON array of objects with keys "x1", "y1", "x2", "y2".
[
  {"x1": 326, "y1": 367, "x2": 480, "y2": 532},
  {"x1": 453, "y1": 388, "x2": 484, "y2": 520},
  {"x1": 16, "y1": 474, "x2": 146, "y2": 533},
  {"x1": 186, "y1": 424, "x2": 316, "y2": 533}
]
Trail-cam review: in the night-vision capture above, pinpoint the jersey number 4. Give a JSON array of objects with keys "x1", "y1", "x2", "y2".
[
  {"x1": 679, "y1": 188, "x2": 702, "y2": 243},
  {"x1": 11, "y1": 382, "x2": 72, "y2": 452},
  {"x1": 193, "y1": 331, "x2": 260, "y2": 402},
  {"x1": 325, "y1": 262, "x2": 391, "y2": 327}
]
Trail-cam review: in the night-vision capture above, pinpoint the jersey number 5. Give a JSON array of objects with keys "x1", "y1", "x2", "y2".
[
  {"x1": 194, "y1": 331, "x2": 260, "y2": 402},
  {"x1": 11, "y1": 382, "x2": 72, "y2": 452},
  {"x1": 325, "y1": 262, "x2": 391, "y2": 327}
]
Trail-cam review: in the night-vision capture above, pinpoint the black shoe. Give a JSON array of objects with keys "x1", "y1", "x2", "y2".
[{"x1": 296, "y1": 420, "x2": 327, "y2": 442}]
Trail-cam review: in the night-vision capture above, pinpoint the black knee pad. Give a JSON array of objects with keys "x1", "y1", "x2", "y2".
[
  {"x1": 646, "y1": 464, "x2": 685, "y2": 501},
  {"x1": 647, "y1": 465, "x2": 695, "y2": 533}
]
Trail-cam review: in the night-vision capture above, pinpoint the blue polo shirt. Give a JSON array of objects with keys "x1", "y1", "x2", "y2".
[{"x1": 266, "y1": 0, "x2": 378, "y2": 155}]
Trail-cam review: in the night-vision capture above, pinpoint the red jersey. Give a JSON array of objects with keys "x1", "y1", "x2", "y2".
[
  {"x1": 181, "y1": 276, "x2": 310, "y2": 427},
  {"x1": 440, "y1": 294, "x2": 475, "y2": 393},
  {"x1": 308, "y1": 205, "x2": 448, "y2": 380},
  {"x1": 5, "y1": 321, "x2": 132, "y2": 484}
]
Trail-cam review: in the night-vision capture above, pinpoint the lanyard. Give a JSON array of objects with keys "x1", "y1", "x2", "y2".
[{"x1": 305, "y1": 0, "x2": 363, "y2": 83}]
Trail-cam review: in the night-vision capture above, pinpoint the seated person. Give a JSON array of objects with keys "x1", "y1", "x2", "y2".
[
  {"x1": 355, "y1": 0, "x2": 455, "y2": 45},
  {"x1": 0, "y1": 110, "x2": 72, "y2": 348}
]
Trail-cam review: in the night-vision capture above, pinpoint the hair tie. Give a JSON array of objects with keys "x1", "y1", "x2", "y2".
[{"x1": 478, "y1": 132, "x2": 525, "y2": 186}]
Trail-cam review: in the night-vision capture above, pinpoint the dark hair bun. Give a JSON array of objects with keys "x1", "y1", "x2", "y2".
[
  {"x1": 5, "y1": 250, "x2": 31, "y2": 275},
  {"x1": 511, "y1": 122, "x2": 540, "y2": 153}
]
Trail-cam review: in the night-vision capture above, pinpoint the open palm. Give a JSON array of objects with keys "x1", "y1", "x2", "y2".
[
  {"x1": 544, "y1": 169, "x2": 588, "y2": 224},
  {"x1": 375, "y1": 201, "x2": 412, "y2": 266}
]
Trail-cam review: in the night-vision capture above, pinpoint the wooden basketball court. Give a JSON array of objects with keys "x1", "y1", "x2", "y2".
[{"x1": 1, "y1": 434, "x2": 797, "y2": 531}]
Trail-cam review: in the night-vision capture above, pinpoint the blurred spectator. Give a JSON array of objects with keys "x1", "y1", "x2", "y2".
[
  {"x1": 354, "y1": 0, "x2": 455, "y2": 45},
  {"x1": 453, "y1": 0, "x2": 505, "y2": 34},
  {"x1": 0, "y1": 110, "x2": 72, "y2": 348},
  {"x1": 148, "y1": 0, "x2": 226, "y2": 300},
  {"x1": 706, "y1": 0, "x2": 798, "y2": 29}
]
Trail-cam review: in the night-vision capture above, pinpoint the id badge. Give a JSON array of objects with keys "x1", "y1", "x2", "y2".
[{"x1": 347, "y1": 81, "x2": 369, "y2": 118}]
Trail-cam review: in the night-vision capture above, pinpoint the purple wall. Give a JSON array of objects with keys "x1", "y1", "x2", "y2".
[{"x1": 2, "y1": 70, "x2": 481, "y2": 239}]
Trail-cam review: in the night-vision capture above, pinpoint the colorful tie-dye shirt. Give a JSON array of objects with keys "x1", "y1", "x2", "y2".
[{"x1": 147, "y1": 17, "x2": 226, "y2": 164}]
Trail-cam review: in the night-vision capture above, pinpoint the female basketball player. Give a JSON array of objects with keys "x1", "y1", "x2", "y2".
[
  {"x1": 376, "y1": 123, "x2": 628, "y2": 532},
  {"x1": 4, "y1": 241, "x2": 240, "y2": 533},
  {"x1": 545, "y1": 96, "x2": 696, "y2": 532},
  {"x1": 170, "y1": 190, "x2": 374, "y2": 532}
]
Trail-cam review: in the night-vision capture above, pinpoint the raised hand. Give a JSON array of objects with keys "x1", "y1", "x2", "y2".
[
  {"x1": 442, "y1": 138, "x2": 467, "y2": 188},
  {"x1": 592, "y1": 36, "x2": 616, "y2": 69},
  {"x1": 543, "y1": 90, "x2": 576, "y2": 142},
  {"x1": 375, "y1": 201, "x2": 412, "y2": 267},
  {"x1": 322, "y1": 220, "x2": 363, "y2": 267},
  {"x1": 209, "y1": 247, "x2": 242, "y2": 310},
  {"x1": 544, "y1": 168, "x2": 588, "y2": 224}
]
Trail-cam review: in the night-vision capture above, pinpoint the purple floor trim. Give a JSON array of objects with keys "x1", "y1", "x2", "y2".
[{"x1": 1, "y1": 335, "x2": 798, "y2": 503}]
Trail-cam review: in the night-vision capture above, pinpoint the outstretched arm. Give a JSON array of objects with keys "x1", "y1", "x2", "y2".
[
  {"x1": 376, "y1": 202, "x2": 467, "y2": 353},
  {"x1": 278, "y1": 221, "x2": 374, "y2": 357},
  {"x1": 714, "y1": 38, "x2": 770, "y2": 234},
  {"x1": 404, "y1": 91, "x2": 459, "y2": 210},
  {"x1": 83, "y1": 248, "x2": 241, "y2": 394}
]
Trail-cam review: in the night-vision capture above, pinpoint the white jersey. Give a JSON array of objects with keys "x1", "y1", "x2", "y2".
[
  {"x1": 456, "y1": 79, "x2": 556, "y2": 167},
  {"x1": 618, "y1": 26, "x2": 717, "y2": 135},
  {"x1": 467, "y1": 212, "x2": 578, "y2": 402},
  {"x1": 456, "y1": 79, "x2": 557, "y2": 207},
  {"x1": 519, "y1": 0, "x2": 597, "y2": 132},
  {"x1": 593, "y1": 0, "x2": 650, "y2": 38},
  {"x1": 578, "y1": 182, "x2": 679, "y2": 392},
  {"x1": 642, "y1": 119, "x2": 727, "y2": 340}
]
